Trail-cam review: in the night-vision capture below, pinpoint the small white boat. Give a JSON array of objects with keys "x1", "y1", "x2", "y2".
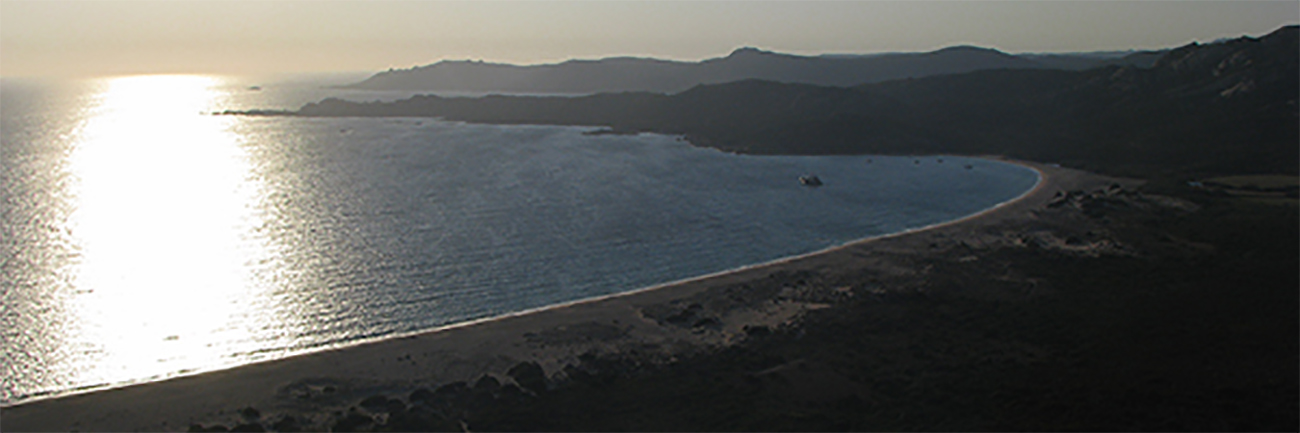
[{"x1": 799, "y1": 175, "x2": 823, "y2": 187}]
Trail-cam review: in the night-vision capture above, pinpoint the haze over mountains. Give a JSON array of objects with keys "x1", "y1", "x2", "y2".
[
  {"x1": 345, "y1": 45, "x2": 1162, "y2": 94},
  {"x1": 242, "y1": 26, "x2": 1297, "y2": 178}
]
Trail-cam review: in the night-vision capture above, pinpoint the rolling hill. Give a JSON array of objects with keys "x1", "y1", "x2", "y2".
[{"x1": 345, "y1": 45, "x2": 1159, "y2": 94}]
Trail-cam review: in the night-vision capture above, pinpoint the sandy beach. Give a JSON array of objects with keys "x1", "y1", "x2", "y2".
[{"x1": 1, "y1": 159, "x2": 1133, "y2": 432}]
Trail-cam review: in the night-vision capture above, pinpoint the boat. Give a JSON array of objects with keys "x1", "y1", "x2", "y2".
[{"x1": 799, "y1": 175, "x2": 823, "y2": 187}]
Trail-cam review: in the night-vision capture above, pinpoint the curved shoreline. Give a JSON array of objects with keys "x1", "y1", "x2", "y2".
[
  {"x1": 0, "y1": 156, "x2": 1037, "y2": 409},
  {"x1": 3, "y1": 158, "x2": 1117, "y2": 432}
]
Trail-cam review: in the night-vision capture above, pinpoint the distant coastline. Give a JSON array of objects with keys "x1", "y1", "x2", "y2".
[{"x1": 221, "y1": 25, "x2": 1299, "y2": 179}]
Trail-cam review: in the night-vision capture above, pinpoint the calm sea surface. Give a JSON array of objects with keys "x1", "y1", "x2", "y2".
[{"x1": 0, "y1": 74, "x2": 1039, "y2": 405}]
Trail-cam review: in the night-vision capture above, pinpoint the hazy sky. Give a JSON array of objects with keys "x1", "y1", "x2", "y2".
[{"x1": 2, "y1": 0, "x2": 1297, "y2": 77}]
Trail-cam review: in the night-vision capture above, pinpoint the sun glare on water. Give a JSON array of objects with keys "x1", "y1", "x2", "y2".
[{"x1": 48, "y1": 75, "x2": 289, "y2": 392}]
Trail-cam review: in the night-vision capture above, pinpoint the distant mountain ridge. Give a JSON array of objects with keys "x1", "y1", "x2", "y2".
[
  {"x1": 244, "y1": 26, "x2": 1297, "y2": 177},
  {"x1": 344, "y1": 45, "x2": 1161, "y2": 94}
]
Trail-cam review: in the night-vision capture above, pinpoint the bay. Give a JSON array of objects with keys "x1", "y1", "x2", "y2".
[{"x1": 0, "y1": 75, "x2": 1038, "y2": 405}]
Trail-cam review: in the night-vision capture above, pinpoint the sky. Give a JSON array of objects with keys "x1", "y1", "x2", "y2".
[{"x1": 1, "y1": 0, "x2": 1297, "y2": 78}]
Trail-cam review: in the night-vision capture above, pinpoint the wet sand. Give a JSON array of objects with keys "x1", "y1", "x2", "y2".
[{"x1": 1, "y1": 159, "x2": 1131, "y2": 432}]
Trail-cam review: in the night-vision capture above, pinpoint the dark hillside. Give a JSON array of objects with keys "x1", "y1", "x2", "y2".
[{"x1": 856, "y1": 25, "x2": 1298, "y2": 175}]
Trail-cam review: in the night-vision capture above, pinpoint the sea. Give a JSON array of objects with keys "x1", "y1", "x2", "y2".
[{"x1": 0, "y1": 73, "x2": 1039, "y2": 406}]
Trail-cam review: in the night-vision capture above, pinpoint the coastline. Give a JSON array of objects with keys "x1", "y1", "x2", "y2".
[{"x1": 1, "y1": 159, "x2": 1125, "y2": 432}]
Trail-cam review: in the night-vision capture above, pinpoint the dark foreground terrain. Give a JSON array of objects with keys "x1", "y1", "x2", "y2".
[
  {"x1": 184, "y1": 176, "x2": 1297, "y2": 432},
  {"x1": 497, "y1": 185, "x2": 1294, "y2": 432}
]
